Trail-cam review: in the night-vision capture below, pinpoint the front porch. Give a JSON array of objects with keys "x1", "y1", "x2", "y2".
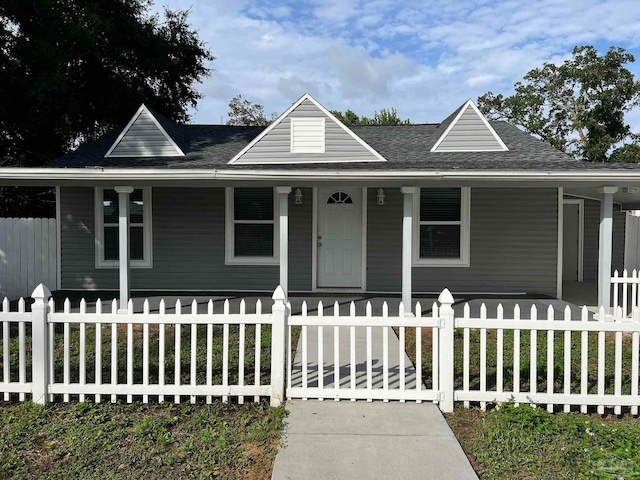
[{"x1": 57, "y1": 183, "x2": 624, "y2": 315}]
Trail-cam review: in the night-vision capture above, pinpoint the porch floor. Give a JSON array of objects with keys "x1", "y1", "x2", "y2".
[
  {"x1": 562, "y1": 281, "x2": 598, "y2": 309},
  {"x1": 52, "y1": 289, "x2": 595, "y2": 320}
]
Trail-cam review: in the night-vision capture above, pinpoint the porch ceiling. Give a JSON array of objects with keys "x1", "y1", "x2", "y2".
[{"x1": 565, "y1": 186, "x2": 640, "y2": 209}]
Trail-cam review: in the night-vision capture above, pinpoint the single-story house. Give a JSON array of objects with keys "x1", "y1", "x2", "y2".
[{"x1": 5, "y1": 93, "x2": 640, "y2": 311}]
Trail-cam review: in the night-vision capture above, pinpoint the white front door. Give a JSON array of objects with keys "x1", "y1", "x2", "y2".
[{"x1": 317, "y1": 187, "x2": 363, "y2": 288}]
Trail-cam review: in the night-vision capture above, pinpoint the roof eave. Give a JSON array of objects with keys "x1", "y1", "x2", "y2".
[{"x1": 4, "y1": 167, "x2": 640, "y2": 183}]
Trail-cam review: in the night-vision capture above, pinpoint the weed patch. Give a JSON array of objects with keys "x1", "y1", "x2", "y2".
[
  {"x1": 446, "y1": 402, "x2": 640, "y2": 479},
  {"x1": 0, "y1": 401, "x2": 286, "y2": 479}
]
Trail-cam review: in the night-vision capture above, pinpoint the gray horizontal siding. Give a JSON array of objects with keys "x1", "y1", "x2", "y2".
[
  {"x1": 62, "y1": 186, "x2": 567, "y2": 296},
  {"x1": 109, "y1": 110, "x2": 180, "y2": 157},
  {"x1": 60, "y1": 187, "x2": 311, "y2": 291},
  {"x1": 434, "y1": 105, "x2": 505, "y2": 152},
  {"x1": 237, "y1": 99, "x2": 380, "y2": 163},
  {"x1": 367, "y1": 188, "x2": 559, "y2": 295},
  {"x1": 582, "y1": 199, "x2": 625, "y2": 282}
]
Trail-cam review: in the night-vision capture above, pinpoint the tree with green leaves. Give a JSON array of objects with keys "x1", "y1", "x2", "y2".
[
  {"x1": 0, "y1": 0, "x2": 213, "y2": 216},
  {"x1": 226, "y1": 95, "x2": 277, "y2": 126},
  {"x1": 477, "y1": 46, "x2": 640, "y2": 162},
  {"x1": 610, "y1": 143, "x2": 640, "y2": 163},
  {"x1": 331, "y1": 107, "x2": 411, "y2": 125}
]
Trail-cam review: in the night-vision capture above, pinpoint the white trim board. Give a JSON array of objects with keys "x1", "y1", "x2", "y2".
[
  {"x1": 10, "y1": 168, "x2": 640, "y2": 182},
  {"x1": 227, "y1": 93, "x2": 387, "y2": 165},
  {"x1": 104, "y1": 104, "x2": 185, "y2": 158},
  {"x1": 430, "y1": 99, "x2": 509, "y2": 153},
  {"x1": 562, "y1": 197, "x2": 584, "y2": 283},
  {"x1": 557, "y1": 187, "x2": 564, "y2": 299},
  {"x1": 55, "y1": 186, "x2": 61, "y2": 290}
]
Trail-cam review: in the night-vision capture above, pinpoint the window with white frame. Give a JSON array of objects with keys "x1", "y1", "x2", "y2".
[
  {"x1": 95, "y1": 187, "x2": 153, "y2": 268},
  {"x1": 413, "y1": 187, "x2": 470, "y2": 267},
  {"x1": 225, "y1": 187, "x2": 278, "y2": 264}
]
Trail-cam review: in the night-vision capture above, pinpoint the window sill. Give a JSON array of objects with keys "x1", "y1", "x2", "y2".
[
  {"x1": 412, "y1": 259, "x2": 470, "y2": 268},
  {"x1": 95, "y1": 261, "x2": 153, "y2": 269},
  {"x1": 225, "y1": 257, "x2": 279, "y2": 266}
]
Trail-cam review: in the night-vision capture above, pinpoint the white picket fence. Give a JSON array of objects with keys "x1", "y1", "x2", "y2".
[
  {"x1": 0, "y1": 285, "x2": 287, "y2": 407},
  {"x1": 0, "y1": 218, "x2": 57, "y2": 299},
  {"x1": 455, "y1": 303, "x2": 640, "y2": 415},
  {"x1": 287, "y1": 300, "x2": 442, "y2": 403},
  {"x1": 2, "y1": 284, "x2": 640, "y2": 414},
  {"x1": 612, "y1": 269, "x2": 640, "y2": 317}
]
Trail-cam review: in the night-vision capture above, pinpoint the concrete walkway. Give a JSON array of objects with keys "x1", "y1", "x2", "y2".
[
  {"x1": 272, "y1": 325, "x2": 478, "y2": 479},
  {"x1": 271, "y1": 400, "x2": 477, "y2": 480}
]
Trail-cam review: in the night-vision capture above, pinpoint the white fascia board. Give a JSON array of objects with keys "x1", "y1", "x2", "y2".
[
  {"x1": 227, "y1": 93, "x2": 387, "y2": 164},
  {"x1": 430, "y1": 99, "x2": 509, "y2": 152},
  {"x1": 8, "y1": 167, "x2": 640, "y2": 183},
  {"x1": 104, "y1": 104, "x2": 185, "y2": 158}
]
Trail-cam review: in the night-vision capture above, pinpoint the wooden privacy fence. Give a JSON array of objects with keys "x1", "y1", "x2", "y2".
[
  {"x1": 0, "y1": 218, "x2": 57, "y2": 299},
  {"x1": 2, "y1": 284, "x2": 640, "y2": 414}
]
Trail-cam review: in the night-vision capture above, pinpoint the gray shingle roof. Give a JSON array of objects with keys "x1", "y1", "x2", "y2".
[{"x1": 51, "y1": 116, "x2": 640, "y2": 172}]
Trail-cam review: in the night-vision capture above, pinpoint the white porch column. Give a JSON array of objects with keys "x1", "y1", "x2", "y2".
[
  {"x1": 401, "y1": 187, "x2": 416, "y2": 313},
  {"x1": 598, "y1": 186, "x2": 618, "y2": 309},
  {"x1": 276, "y1": 186, "x2": 292, "y2": 298},
  {"x1": 115, "y1": 186, "x2": 133, "y2": 313}
]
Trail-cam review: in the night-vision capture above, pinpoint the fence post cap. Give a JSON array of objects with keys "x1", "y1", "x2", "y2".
[
  {"x1": 438, "y1": 288, "x2": 454, "y2": 305},
  {"x1": 31, "y1": 283, "x2": 51, "y2": 300},
  {"x1": 272, "y1": 285, "x2": 286, "y2": 302}
]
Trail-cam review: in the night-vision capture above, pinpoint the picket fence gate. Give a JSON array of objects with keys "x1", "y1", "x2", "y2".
[{"x1": 2, "y1": 284, "x2": 640, "y2": 414}]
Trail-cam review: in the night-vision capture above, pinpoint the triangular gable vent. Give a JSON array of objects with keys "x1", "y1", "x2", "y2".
[
  {"x1": 228, "y1": 93, "x2": 387, "y2": 164},
  {"x1": 431, "y1": 99, "x2": 508, "y2": 152},
  {"x1": 104, "y1": 104, "x2": 185, "y2": 158}
]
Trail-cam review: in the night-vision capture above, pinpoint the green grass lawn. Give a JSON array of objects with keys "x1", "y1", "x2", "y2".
[
  {"x1": 446, "y1": 402, "x2": 640, "y2": 479},
  {"x1": 0, "y1": 400, "x2": 286, "y2": 479},
  {"x1": 400, "y1": 326, "x2": 637, "y2": 395}
]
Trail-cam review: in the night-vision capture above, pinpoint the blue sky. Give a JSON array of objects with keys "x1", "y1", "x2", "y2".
[{"x1": 150, "y1": 0, "x2": 640, "y2": 127}]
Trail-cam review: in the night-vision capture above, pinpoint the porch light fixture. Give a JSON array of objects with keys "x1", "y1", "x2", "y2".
[
  {"x1": 376, "y1": 188, "x2": 385, "y2": 205},
  {"x1": 294, "y1": 188, "x2": 303, "y2": 205}
]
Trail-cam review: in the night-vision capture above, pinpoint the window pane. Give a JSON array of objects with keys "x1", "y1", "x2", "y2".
[
  {"x1": 420, "y1": 225, "x2": 460, "y2": 258},
  {"x1": 234, "y1": 188, "x2": 273, "y2": 221},
  {"x1": 104, "y1": 226, "x2": 118, "y2": 260},
  {"x1": 420, "y1": 189, "x2": 461, "y2": 222},
  {"x1": 103, "y1": 190, "x2": 119, "y2": 224},
  {"x1": 130, "y1": 226, "x2": 144, "y2": 260},
  {"x1": 130, "y1": 189, "x2": 144, "y2": 224},
  {"x1": 235, "y1": 224, "x2": 273, "y2": 257}
]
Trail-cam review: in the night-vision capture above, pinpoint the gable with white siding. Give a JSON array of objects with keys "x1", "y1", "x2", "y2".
[
  {"x1": 431, "y1": 100, "x2": 508, "y2": 152},
  {"x1": 105, "y1": 104, "x2": 185, "y2": 158},
  {"x1": 228, "y1": 94, "x2": 386, "y2": 164}
]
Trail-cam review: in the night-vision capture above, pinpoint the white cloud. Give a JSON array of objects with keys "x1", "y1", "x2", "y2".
[{"x1": 149, "y1": 0, "x2": 640, "y2": 125}]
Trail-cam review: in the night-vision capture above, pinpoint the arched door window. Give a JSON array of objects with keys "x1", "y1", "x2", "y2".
[{"x1": 326, "y1": 192, "x2": 353, "y2": 204}]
